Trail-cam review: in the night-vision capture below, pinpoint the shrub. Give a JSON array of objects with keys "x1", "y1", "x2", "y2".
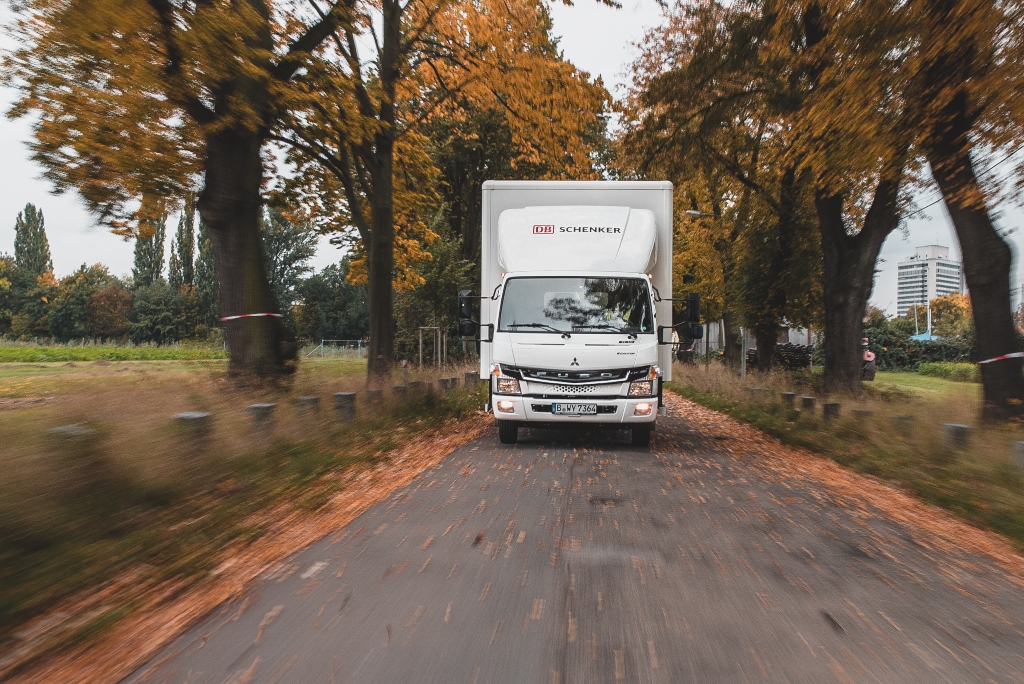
[{"x1": 918, "y1": 361, "x2": 980, "y2": 383}]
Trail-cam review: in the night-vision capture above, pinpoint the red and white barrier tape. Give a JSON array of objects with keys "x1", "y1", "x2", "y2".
[
  {"x1": 218, "y1": 313, "x2": 284, "y2": 322},
  {"x1": 978, "y1": 351, "x2": 1024, "y2": 365}
]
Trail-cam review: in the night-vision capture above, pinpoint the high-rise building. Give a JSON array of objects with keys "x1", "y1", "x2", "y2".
[{"x1": 896, "y1": 245, "x2": 964, "y2": 315}]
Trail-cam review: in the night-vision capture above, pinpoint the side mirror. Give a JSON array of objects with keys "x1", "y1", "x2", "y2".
[
  {"x1": 657, "y1": 326, "x2": 675, "y2": 345},
  {"x1": 458, "y1": 290, "x2": 474, "y2": 320},
  {"x1": 685, "y1": 292, "x2": 701, "y2": 323},
  {"x1": 458, "y1": 319, "x2": 477, "y2": 337}
]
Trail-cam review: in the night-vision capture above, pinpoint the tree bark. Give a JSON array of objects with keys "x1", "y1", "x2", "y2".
[
  {"x1": 198, "y1": 128, "x2": 294, "y2": 377},
  {"x1": 916, "y1": 0, "x2": 1024, "y2": 419},
  {"x1": 928, "y1": 144, "x2": 1024, "y2": 419},
  {"x1": 755, "y1": 325, "x2": 777, "y2": 371},
  {"x1": 366, "y1": 139, "x2": 396, "y2": 381},
  {"x1": 815, "y1": 176, "x2": 901, "y2": 395}
]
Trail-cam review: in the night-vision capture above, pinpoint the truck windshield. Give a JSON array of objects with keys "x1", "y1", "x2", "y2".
[{"x1": 498, "y1": 277, "x2": 653, "y2": 334}]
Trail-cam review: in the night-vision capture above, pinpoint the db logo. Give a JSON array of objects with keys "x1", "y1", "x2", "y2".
[{"x1": 532, "y1": 224, "x2": 554, "y2": 234}]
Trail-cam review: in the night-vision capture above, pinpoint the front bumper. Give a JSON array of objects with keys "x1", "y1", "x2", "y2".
[{"x1": 491, "y1": 395, "x2": 657, "y2": 424}]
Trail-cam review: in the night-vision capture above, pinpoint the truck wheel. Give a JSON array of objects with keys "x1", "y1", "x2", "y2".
[
  {"x1": 631, "y1": 423, "x2": 652, "y2": 448},
  {"x1": 498, "y1": 420, "x2": 519, "y2": 445}
]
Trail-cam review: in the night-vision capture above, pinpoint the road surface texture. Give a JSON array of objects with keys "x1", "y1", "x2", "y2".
[{"x1": 127, "y1": 395, "x2": 1024, "y2": 683}]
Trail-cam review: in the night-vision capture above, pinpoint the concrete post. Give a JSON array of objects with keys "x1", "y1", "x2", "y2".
[
  {"x1": 465, "y1": 371, "x2": 478, "y2": 388},
  {"x1": 781, "y1": 392, "x2": 796, "y2": 406},
  {"x1": 393, "y1": 385, "x2": 407, "y2": 398},
  {"x1": 1013, "y1": 441, "x2": 1024, "y2": 471},
  {"x1": 247, "y1": 403, "x2": 277, "y2": 434},
  {"x1": 334, "y1": 392, "x2": 356, "y2": 422},
  {"x1": 823, "y1": 403, "x2": 840, "y2": 421},
  {"x1": 174, "y1": 411, "x2": 212, "y2": 437},
  {"x1": 942, "y1": 423, "x2": 972, "y2": 452},
  {"x1": 367, "y1": 389, "x2": 383, "y2": 405},
  {"x1": 294, "y1": 396, "x2": 320, "y2": 417},
  {"x1": 801, "y1": 396, "x2": 815, "y2": 411}
]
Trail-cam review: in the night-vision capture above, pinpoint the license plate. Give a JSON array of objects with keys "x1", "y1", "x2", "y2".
[{"x1": 552, "y1": 403, "x2": 597, "y2": 415}]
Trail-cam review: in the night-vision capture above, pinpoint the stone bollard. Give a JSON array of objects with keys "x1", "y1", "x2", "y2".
[
  {"x1": 409, "y1": 381, "x2": 425, "y2": 394},
  {"x1": 294, "y1": 396, "x2": 321, "y2": 417},
  {"x1": 822, "y1": 403, "x2": 841, "y2": 421},
  {"x1": 393, "y1": 385, "x2": 407, "y2": 398},
  {"x1": 247, "y1": 403, "x2": 277, "y2": 434},
  {"x1": 890, "y1": 414, "x2": 915, "y2": 435},
  {"x1": 1013, "y1": 442, "x2": 1024, "y2": 471},
  {"x1": 174, "y1": 411, "x2": 213, "y2": 437},
  {"x1": 801, "y1": 396, "x2": 816, "y2": 411},
  {"x1": 465, "y1": 371, "x2": 479, "y2": 388},
  {"x1": 48, "y1": 424, "x2": 107, "y2": 495},
  {"x1": 367, "y1": 389, "x2": 383, "y2": 405},
  {"x1": 334, "y1": 392, "x2": 357, "y2": 422},
  {"x1": 942, "y1": 423, "x2": 972, "y2": 452},
  {"x1": 781, "y1": 392, "x2": 796, "y2": 407},
  {"x1": 853, "y1": 409, "x2": 874, "y2": 421}
]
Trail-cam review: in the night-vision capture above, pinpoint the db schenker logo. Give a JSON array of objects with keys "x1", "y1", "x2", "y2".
[{"x1": 533, "y1": 224, "x2": 554, "y2": 234}]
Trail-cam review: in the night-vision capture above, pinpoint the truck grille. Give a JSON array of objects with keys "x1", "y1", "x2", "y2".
[{"x1": 517, "y1": 367, "x2": 630, "y2": 383}]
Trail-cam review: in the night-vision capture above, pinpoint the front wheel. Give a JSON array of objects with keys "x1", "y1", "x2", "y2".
[
  {"x1": 631, "y1": 423, "x2": 652, "y2": 448},
  {"x1": 497, "y1": 420, "x2": 519, "y2": 445}
]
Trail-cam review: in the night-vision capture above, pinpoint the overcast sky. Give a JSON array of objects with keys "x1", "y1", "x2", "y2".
[{"x1": 1, "y1": 1, "x2": 1021, "y2": 316}]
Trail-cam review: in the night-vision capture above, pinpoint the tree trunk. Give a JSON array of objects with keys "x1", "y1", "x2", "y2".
[
  {"x1": 755, "y1": 325, "x2": 777, "y2": 371},
  {"x1": 928, "y1": 146, "x2": 1024, "y2": 420},
  {"x1": 721, "y1": 309, "x2": 742, "y2": 368},
  {"x1": 198, "y1": 128, "x2": 294, "y2": 377},
  {"x1": 815, "y1": 180, "x2": 900, "y2": 395},
  {"x1": 366, "y1": 138, "x2": 396, "y2": 381}
]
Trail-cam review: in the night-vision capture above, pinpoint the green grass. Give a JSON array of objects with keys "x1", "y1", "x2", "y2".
[
  {"x1": 918, "y1": 361, "x2": 980, "y2": 383},
  {"x1": 873, "y1": 371, "x2": 982, "y2": 398},
  {"x1": 0, "y1": 346, "x2": 228, "y2": 363},
  {"x1": 668, "y1": 363, "x2": 1024, "y2": 553}
]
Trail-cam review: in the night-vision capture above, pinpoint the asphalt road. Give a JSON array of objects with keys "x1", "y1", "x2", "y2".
[{"x1": 127, "y1": 403, "x2": 1024, "y2": 683}]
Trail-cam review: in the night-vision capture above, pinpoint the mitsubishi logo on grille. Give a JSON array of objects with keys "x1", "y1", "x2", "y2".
[{"x1": 570, "y1": 357, "x2": 580, "y2": 366}]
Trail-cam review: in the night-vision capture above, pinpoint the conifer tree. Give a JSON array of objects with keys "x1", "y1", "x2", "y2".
[
  {"x1": 132, "y1": 214, "x2": 166, "y2": 288},
  {"x1": 168, "y1": 198, "x2": 196, "y2": 290},
  {"x1": 194, "y1": 219, "x2": 219, "y2": 330},
  {"x1": 13, "y1": 203, "x2": 53, "y2": 279}
]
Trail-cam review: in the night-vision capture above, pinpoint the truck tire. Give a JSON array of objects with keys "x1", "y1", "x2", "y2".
[
  {"x1": 631, "y1": 423, "x2": 652, "y2": 448},
  {"x1": 498, "y1": 420, "x2": 519, "y2": 445}
]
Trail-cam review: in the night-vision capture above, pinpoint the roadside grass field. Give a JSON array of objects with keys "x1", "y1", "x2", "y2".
[
  {"x1": 0, "y1": 346, "x2": 228, "y2": 363},
  {"x1": 668, "y1": 362, "x2": 1024, "y2": 553},
  {"x1": 873, "y1": 370, "x2": 982, "y2": 398},
  {"x1": 0, "y1": 356, "x2": 481, "y2": 672}
]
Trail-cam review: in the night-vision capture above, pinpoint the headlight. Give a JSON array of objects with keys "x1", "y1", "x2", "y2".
[
  {"x1": 628, "y1": 379, "x2": 654, "y2": 397},
  {"x1": 496, "y1": 376, "x2": 521, "y2": 394}
]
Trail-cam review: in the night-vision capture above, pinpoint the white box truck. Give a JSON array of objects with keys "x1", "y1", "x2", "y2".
[{"x1": 459, "y1": 180, "x2": 702, "y2": 447}]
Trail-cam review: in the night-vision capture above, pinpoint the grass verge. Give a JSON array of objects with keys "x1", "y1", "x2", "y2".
[
  {"x1": 0, "y1": 360, "x2": 484, "y2": 679},
  {"x1": 0, "y1": 346, "x2": 228, "y2": 363},
  {"x1": 667, "y1": 363, "x2": 1024, "y2": 552}
]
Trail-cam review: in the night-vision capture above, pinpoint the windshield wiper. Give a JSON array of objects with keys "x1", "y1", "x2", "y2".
[
  {"x1": 506, "y1": 323, "x2": 571, "y2": 338},
  {"x1": 572, "y1": 323, "x2": 637, "y2": 338}
]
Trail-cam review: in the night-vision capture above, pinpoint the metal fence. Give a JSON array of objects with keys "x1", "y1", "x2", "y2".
[{"x1": 303, "y1": 339, "x2": 367, "y2": 358}]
